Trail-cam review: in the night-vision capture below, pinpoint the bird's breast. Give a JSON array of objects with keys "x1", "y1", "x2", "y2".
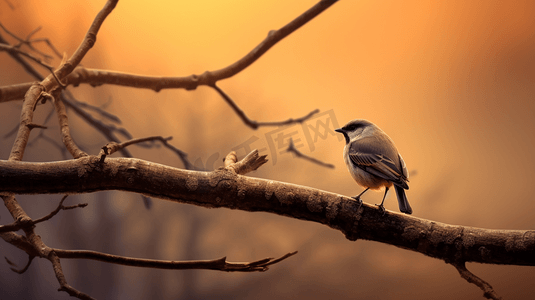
[{"x1": 343, "y1": 145, "x2": 391, "y2": 190}]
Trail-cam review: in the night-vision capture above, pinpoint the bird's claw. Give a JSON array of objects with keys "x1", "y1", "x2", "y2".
[
  {"x1": 352, "y1": 196, "x2": 363, "y2": 207},
  {"x1": 375, "y1": 203, "x2": 386, "y2": 216}
]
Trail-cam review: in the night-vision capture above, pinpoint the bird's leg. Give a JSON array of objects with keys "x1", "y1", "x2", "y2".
[
  {"x1": 352, "y1": 187, "x2": 369, "y2": 206},
  {"x1": 375, "y1": 187, "x2": 389, "y2": 216}
]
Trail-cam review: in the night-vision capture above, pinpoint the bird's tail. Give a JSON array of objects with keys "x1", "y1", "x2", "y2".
[{"x1": 394, "y1": 185, "x2": 412, "y2": 214}]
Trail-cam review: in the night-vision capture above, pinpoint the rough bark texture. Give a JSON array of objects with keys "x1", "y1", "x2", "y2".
[{"x1": 1, "y1": 156, "x2": 534, "y2": 267}]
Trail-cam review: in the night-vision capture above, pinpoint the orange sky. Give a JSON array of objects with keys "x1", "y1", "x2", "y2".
[{"x1": 1, "y1": 1, "x2": 535, "y2": 299}]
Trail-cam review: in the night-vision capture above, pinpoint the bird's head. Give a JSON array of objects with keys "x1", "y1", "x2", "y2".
[{"x1": 335, "y1": 119, "x2": 376, "y2": 144}]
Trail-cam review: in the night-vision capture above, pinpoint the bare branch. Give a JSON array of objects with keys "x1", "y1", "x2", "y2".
[
  {"x1": 211, "y1": 83, "x2": 320, "y2": 129},
  {"x1": 0, "y1": 43, "x2": 64, "y2": 87},
  {"x1": 225, "y1": 149, "x2": 268, "y2": 175},
  {"x1": 52, "y1": 90, "x2": 88, "y2": 158},
  {"x1": 54, "y1": 249, "x2": 297, "y2": 272},
  {"x1": 98, "y1": 136, "x2": 171, "y2": 160},
  {"x1": 97, "y1": 136, "x2": 194, "y2": 170},
  {"x1": 51, "y1": 0, "x2": 118, "y2": 83},
  {"x1": 48, "y1": 252, "x2": 95, "y2": 300},
  {"x1": 453, "y1": 262, "x2": 502, "y2": 300},
  {"x1": 0, "y1": 0, "x2": 339, "y2": 101},
  {"x1": 2, "y1": 154, "x2": 535, "y2": 268},
  {"x1": 285, "y1": 138, "x2": 335, "y2": 168},
  {"x1": 0, "y1": 22, "x2": 62, "y2": 60},
  {"x1": 61, "y1": 94, "x2": 134, "y2": 157},
  {"x1": 0, "y1": 82, "x2": 33, "y2": 103},
  {"x1": 64, "y1": 91, "x2": 121, "y2": 124},
  {"x1": 33, "y1": 195, "x2": 87, "y2": 225},
  {"x1": 6, "y1": 255, "x2": 35, "y2": 274},
  {"x1": 223, "y1": 151, "x2": 238, "y2": 167},
  {"x1": 8, "y1": 83, "x2": 44, "y2": 161}
]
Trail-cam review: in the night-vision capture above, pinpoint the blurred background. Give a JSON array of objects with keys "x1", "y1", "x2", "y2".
[{"x1": 1, "y1": 0, "x2": 535, "y2": 299}]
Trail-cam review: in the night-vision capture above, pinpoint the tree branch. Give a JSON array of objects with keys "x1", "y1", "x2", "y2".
[
  {"x1": 51, "y1": 0, "x2": 118, "y2": 83},
  {"x1": 0, "y1": 43, "x2": 64, "y2": 87},
  {"x1": 453, "y1": 262, "x2": 502, "y2": 300},
  {"x1": 0, "y1": 0, "x2": 339, "y2": 99},
  {"x1": 284, "y1": 138, "x2": 335, "y2": 168},
  {"x1": 224, "y1": 149, "x2": 268, "y2": 175},
  {"x1": 53, "y1": 249, "x2": 297, "y2": 272},
  {"x1": 52, "y1": 90, "x2": 88, "y2": 158},
  {"x1": 1, "y1": 152, "x2": 534, "y2": 269},
  {"x1": 210, "y1": 83, "x2": 320, "y2": 129}
]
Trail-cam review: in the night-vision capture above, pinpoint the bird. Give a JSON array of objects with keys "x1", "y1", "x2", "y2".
[{"x1": 335, "y1": 119, "x2": 412, "y2": 214}]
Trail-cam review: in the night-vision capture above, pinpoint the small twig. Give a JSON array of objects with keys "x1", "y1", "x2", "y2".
[
  {"x1": 0, "y1": 23, "x2": 62, "y2": 60},
  {"x1": 223, "y1": 151, "x2": 238, "y2": 167},
  {"x1": 54, "y1": 249, "x2": 297, "y2": 272},
  {"x1": 61, "y1": 94, "x2": 134, "y2": 157},
  {"x1": 0, "y1": 43, "x2": 65, "y2": 88},
  {"x1": 453, "y1": 262, "x2": 502, "y2": 300},
  {"x1": 98, "y1": 135, "x2": 195, "y2": 170},
  {"x1": 211, "y1": 83, "x2": 319, "y2": 129},
  {"x1": 52, "y1": 0, "x2": 118, "y2": 83},
  {"x1": 64, "y1": 90, "x2": 121, "y2": 124},
  {"x1": 285, "y1": 138, "x2": 335, "y2": 168},
  {"x1": 33, "y1": 195, "x2": 87, "y2": 225},
  {"x1": 224, "y1": 149, "x2": 268, "y2": 175},
  {"x1": 48, "y1": 252, "x2": 95, "y2": 300},
  {"x1": 98, "y1": 136, "x2": 172, "y2": 161},
  {"x1": 6, "y1": 255, "x2": 35, "y2": 274},
  {"x1": 51, "y1": 89, "x2": 88, "y2": 159}
]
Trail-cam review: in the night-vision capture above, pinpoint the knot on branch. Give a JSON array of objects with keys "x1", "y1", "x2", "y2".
[{"x1": 223, "y1": 149, "x2": 268, "y2": 175}]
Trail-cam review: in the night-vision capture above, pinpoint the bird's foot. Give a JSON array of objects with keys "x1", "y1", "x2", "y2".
[
  {"x1": 352, "y1": 195, "x2": 363, "y2": 207},
  {"x1": 375, "y1": 203, "x2": 386, "y2": 216}
]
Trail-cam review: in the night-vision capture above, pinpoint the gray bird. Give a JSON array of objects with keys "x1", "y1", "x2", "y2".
[{"x1": 335, "y1": 119, "x2": 412, "y2": 214}]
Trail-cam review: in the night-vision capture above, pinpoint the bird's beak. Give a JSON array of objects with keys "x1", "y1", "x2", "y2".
[{"x1": 334, "y1": 128, "x2": 343, "y2": 134}]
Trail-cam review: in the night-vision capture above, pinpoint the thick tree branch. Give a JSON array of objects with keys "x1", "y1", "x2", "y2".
[{"x1": 1, "y1": 153, "x2": 533, "y2": 269}]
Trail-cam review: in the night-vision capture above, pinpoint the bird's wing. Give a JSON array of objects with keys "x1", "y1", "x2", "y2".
[{"x1": 348, "y1": 136, "x2": 409, "y2": 189}]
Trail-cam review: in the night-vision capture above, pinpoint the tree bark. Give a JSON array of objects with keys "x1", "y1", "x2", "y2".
[{"x1": 1, "y1": 155, "x2": 533, "y2": 267}]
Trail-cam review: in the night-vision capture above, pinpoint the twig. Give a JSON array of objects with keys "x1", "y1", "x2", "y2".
[
  {"x1": 224, "y1": 149, "x2": 268, "y2": 175},
  {"x1": 54, "y1": 249, "x2": 297, "y2": 272},
  {"x1": 98, "y1": 136, "x2": 172, "y2": 160},
  {"x1": 285, "y1": 138, "x2": 335, "y2": 168},
  {"x1": 33, "y1": 195, "x2": 87, "y2": 225},
  {"x1": 48, "y1": 252, "x2": 95, "y2": 300},
  {"x1": 211, "y1": 83, "x2": 320, "y2": 129},
  {"x1": 64, "y1": 90, "x2": 121, "y2": 124},
  {"x1": 6, "y1": 255, "x2": 34, "y2": 274},
  {"x1": 0, "y1": 43, "x2": 65, "y2": 88},
  {"x1": 51, "y1": 0, "x2": 118, "y2": 82},
  {"x1": 0, "y1": 22, "x2": 62, "y2": 60},
  {"x1": 98, "y1": 135, "x2": 195, "y2": 170},
  {"x1": 453, "y1": 262, "x2": 502, "y2": 300},
  {"x1": 51, "y1": 89, "x2": 88, "y2": 158},
  {"x1": 8, "y1": 83, "x2": 44, "y2": 161},
  {"x1": 61, "y1": 94, "x2": 133, "y2": 157}
]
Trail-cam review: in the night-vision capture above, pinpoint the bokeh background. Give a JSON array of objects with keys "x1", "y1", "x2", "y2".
[{"x1": 1, "y1": 0, "x2": 535, "y2": 299}]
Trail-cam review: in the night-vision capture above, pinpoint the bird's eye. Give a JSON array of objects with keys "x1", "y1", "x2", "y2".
[{"x1": 346, "y1": 125, "x2": 356, "y2": 131}]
